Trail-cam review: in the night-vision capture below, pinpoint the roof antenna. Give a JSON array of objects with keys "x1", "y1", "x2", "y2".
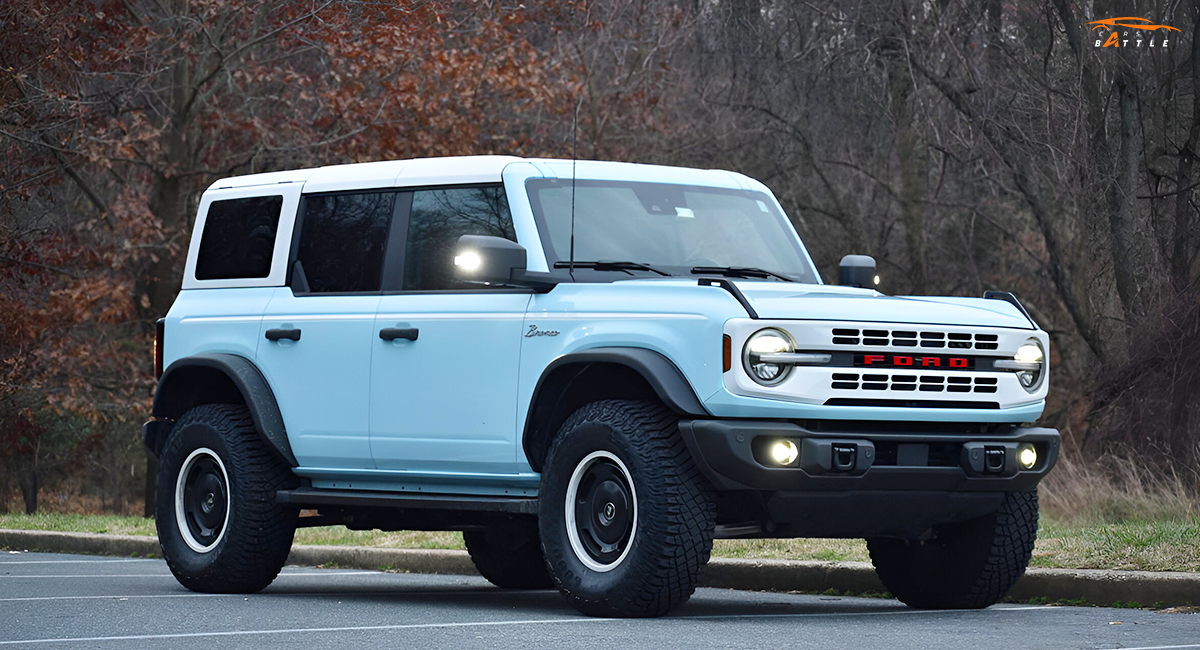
[{"x1": 569, "y1": 96, "x2": 582, "y2": 277}]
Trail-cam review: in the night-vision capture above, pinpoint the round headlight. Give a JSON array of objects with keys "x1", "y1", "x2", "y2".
[
  {"x1": 1014, "y1": 338, "x2": 1046, "y2": 392},
  {"x1": 743, "y1": 328, "x2": 795, "y2": 386}
]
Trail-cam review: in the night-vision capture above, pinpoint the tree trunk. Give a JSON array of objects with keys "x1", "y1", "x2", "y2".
[
  {"x1": 17, "y1": 457, "x2": 37, "y2": 515},
  {"x1": 890, "y1": 61, "x2": 928, "y2": 295},
  {"x1": 1171, "y1": 14, "x2": 1200, "y2": 291}
]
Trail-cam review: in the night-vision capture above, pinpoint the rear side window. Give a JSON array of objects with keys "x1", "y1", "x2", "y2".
[
  {"x1": 403, "y1": 186, "x2": 515, "y2": 291},
  {"x1": 296, "y1": 192, "x2": 395, "y2": 293},
  {"x1": 195, "y1": 196, "x2": 283, "y2": 280}
]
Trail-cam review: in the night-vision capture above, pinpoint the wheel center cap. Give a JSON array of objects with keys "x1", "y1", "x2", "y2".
[
  {"x1": 203, "y1": 493, "x2": 215, "y2": 512},
  {"x1": 600, "y1": 502, "x2": 616, "y2": 524}
]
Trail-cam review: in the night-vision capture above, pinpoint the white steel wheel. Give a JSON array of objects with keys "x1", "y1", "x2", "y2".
[
  {"x1": 564, "y1": 450, "x2": 638, "y2": 572},
  {"x1": 174, "y1": 447, "x2": 231, "y2": 553}
]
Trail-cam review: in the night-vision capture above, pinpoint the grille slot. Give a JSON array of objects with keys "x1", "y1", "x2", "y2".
[
  {"x1": 974, "y1": 334, "x2": 999, "y2": 350},
  {"x1": 830, "y1": 373, "x2": 1001, "y2": 394},
  {"x1": 831, "y1": 328, "x2": 995, "y2": 350}
]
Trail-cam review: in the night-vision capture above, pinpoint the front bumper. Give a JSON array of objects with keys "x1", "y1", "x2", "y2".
[
  {"x1": 679, "y1": 419, "x2": 1059, "y2": 492},
  {"x1": 678, "y1": 419, "x2": 1059, "y2": 538}
]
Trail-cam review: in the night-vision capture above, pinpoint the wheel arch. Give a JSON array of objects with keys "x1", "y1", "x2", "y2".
[
  {"x1": 521, "y1": 347, "x2": 709, "y2": 472},
  {"x1": 149, "y1": 352, "x2": 297, "y2": 467}
]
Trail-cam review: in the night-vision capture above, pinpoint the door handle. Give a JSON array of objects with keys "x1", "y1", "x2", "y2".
[
  {"x1": 265, "y1": 328, "x2": 301, "y2": 342},
  {"x1": 379, "y1": 327, "x2": 419, "y2": 342}
]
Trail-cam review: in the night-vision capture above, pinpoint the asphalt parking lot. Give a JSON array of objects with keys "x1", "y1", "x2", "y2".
[{"x1": 1, "y1": 551, "x2": 1198, "y2": 649}]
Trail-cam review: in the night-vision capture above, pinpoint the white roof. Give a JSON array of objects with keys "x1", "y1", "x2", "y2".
[
  {"x1": 207, "y1": 155, "x2": 522, "y2": 193},
  {"x1": 206, "y1": 155, "x2": 753, "y2": 193}
]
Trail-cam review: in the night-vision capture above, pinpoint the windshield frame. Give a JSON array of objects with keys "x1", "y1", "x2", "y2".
[{"x1": 525, "y1": 178, "x2": 821, "y2": 284}]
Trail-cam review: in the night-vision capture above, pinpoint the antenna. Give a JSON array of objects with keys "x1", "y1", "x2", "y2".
[{"x1": 569, "y1": 96, "x2": 582, "y2": 276}]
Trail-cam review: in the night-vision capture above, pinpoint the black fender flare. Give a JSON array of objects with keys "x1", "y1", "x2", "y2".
[
  {"x1": 521, "y1": 347, "x2": 709, "y2": 472},
  {"x1": 150, "y1": 352, "x2": 297, "y2": 467}
]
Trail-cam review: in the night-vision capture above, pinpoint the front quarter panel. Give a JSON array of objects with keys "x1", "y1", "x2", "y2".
[{"x1": 516, "y1": 280, "x2": 748, "y2": 467}]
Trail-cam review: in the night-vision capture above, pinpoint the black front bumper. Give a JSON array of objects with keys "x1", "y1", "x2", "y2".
[{"x1": 678, "y1": 419, "x2": 1060, "y2": 538}]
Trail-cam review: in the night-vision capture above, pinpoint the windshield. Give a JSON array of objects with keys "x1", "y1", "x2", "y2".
[{"x1": 526, "y1": 179, "x2": 819, "y2": 283}]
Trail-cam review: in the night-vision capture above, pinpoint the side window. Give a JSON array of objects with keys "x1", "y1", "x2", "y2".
[
  {"x1": 296, "y1": 192, "x2": 395, "y2": 293},
  {"x1": 195, "y1": 195, "x2": 282, "y2": 280},
  {"x1": 403, "y1": 186, "x2": 516, "y2": 291}
]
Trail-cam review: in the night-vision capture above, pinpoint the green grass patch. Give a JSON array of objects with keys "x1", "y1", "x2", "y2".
[
  {"x1": 0, "y1": 513, "x2": 157, "y2": 537},
  {"x1": 1031, "y1": 518, "x2": 1200, "y2": 572},
  {"x1": 3, "y1": 512, "x2": 1198, "y2": 572}
]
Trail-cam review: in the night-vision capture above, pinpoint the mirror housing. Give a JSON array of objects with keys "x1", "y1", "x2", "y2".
[
  {"x1": 839, "y1": 254, "x2": 878, "y2": 289},
  {"x1": 453, "y1": 235, "x2": 537, "y2": 288}
]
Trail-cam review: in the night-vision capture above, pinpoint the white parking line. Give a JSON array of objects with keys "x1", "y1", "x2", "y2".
[
  {"x1": 0, "y1": 606, "x2": 1054, "y2": 645},
  {"x1": 0, "y1": 559, "x2": 150, "y2": 565},
  {"x1": 0, "y1": 593, "x2": 229, "y2": 603},
  {"x1": 0, "y1": 571, "x2": 375, "y2": 579},
  {"x1": 0, "y1": 589, "x2": 507, "y2": 603}
]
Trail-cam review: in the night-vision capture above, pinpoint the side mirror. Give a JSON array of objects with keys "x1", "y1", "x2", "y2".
[
  {"x1": 453, "y1": 235, "x2": 528, "y2": 286},
  {"x1": 839, "y1": 254, "x2": 879, "y2": 289}
]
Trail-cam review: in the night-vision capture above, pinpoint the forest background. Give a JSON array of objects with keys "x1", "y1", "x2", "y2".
[{"x1": 2, "y1": 0, "x2": 1198, "y2": 519}]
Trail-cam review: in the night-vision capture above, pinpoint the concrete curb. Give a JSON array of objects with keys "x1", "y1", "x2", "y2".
[{"x1": 3, "y1": 529, "x2": 1197, "y2": 607}]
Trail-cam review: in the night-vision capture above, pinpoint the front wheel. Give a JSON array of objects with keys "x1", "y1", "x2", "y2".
[
  {"x1": 539, "y1": 400, "x2": 716, "y2": 618},
  {"x1": 156, "y1": 404, "x2": 298, "y2": 593},
  {"x1": 867, "y1": 490, "x2": 1039, "y2": 609}
]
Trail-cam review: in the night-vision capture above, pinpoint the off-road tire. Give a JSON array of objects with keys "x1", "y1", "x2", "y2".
[
  {"x1": 867, "y1": 490, "x2": 1039, "y2": 609},
  {"x1": 156, "y1": 404, "x2": 298, "y2": 593},
  {"x1": 539, "y1": 399, "x2": 716, "y2": 618},
  {"x1": 464, "y1": 523, "x2": 553, "y2": 589}
]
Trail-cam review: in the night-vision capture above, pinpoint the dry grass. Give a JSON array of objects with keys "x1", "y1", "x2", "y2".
[{"x1": 1037, "y1": 451, "x2": 1198, "y2": 524}]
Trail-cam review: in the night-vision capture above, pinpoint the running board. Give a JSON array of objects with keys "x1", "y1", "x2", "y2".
[{"x1": 276, "y1": 487, "x2": 538, "y2": 515}]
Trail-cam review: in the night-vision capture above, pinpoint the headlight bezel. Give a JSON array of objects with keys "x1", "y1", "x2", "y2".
[
  {"x1": 742, "y1": 328, "x2": 797, "y2": 386},
  {"x1": 1012, "y1": 337, "x2": 1046, "y2": 393}
]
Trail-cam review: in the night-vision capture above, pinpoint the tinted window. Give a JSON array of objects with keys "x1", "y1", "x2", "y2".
[
  {"x1": 195, "y1": 196, "x2": 282, "y2": 280},
  {"x1": 297, "y1": 192, "x2": 395, "y2": 293},
  {"x1": 403, "y1": 187, "x2": 516, "y2": 291}
]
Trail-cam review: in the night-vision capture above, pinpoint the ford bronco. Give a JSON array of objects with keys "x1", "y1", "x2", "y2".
[{"x1": 145, "y1": 155, "x2": 1058, "y2": 617}]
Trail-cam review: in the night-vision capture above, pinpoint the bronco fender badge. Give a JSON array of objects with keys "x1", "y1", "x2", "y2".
[{"x1": 526, "y1": 324, "x2": 560, "y2": 337}]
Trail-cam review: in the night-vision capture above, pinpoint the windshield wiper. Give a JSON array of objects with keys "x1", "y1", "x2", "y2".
[
  {"x1": 690, "y1": 266, "x2": 794, "y2": 282},
  {"x1": 554, "y1": 261, "x2": 673, "y2": 277}
]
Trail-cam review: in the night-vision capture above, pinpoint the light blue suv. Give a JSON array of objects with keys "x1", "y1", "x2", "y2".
[{"x1": 145, "y1": 155, "x2": 1059, "y2": 616}]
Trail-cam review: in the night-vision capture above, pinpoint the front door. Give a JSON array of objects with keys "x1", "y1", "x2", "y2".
[{"x1": 369, "y1": 186, "x2": 532, "y2": 481}]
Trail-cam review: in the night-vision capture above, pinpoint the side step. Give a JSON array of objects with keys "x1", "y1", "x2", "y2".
[{"x1": 276, "y1": 487, "x2": 538, "y2": 515}]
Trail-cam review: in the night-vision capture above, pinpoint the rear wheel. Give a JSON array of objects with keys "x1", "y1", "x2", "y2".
[
  {"x1": 464, "y1": 522, "x2": 553, "y2": 589},
  {"x1": 539, "y1": 400, "x2": 716, "y2": 618},
  {"x1": 867, "y1": 490, "x2": 1039, "y2": 609},
  {"x1": 156, "y1": 404, "x2": 298, "y2": 593}
]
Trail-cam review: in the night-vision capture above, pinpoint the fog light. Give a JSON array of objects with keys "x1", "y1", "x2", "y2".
[
  {"x1": 1018, "y1": 445, "x2": 1037, "y2": 470},
  {"x1": 771, "y1": 440, "x2": 799, "y2": 466}
]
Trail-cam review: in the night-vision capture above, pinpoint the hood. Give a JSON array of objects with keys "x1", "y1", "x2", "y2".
[{"x1": 735, "y1": 282, "x2": 1035, "y2": 329}]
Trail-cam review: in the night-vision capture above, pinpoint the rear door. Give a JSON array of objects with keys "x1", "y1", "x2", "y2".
[
  {"x1": 256, "y1": 190, "x2": 400, "y2": 470},
  {"x1": 369, "y1": 186, "x2": 533, "y2": 484}
]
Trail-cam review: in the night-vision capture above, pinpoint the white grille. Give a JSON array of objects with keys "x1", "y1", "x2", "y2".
[
  {"x1": 831, "y1": 372, "x2": 998, "y2": 394},
  {"x1": 831, "y1": 328, "x2": 999, "y2": 350}
]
